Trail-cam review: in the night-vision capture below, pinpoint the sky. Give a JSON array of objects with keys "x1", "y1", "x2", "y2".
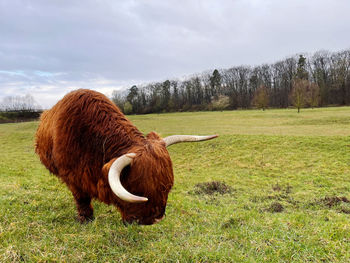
[{"x1": 0, "y1": 0, "x2": 349, "y2": 108}]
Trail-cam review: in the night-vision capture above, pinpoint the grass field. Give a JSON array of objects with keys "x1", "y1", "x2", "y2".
[{"x1": 1, "y1": 107, "x2": 350, "y2": 262}]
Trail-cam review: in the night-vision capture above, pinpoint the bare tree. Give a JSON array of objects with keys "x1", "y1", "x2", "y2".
[
  {"x1": 290, "y1": 79, "x2": 308, "y2": 113},
  {"x1": 111, "y1": 90, "x2": 126, "y2": 112},
  {"x1": 252, "y1": 85, "x2": 269, "y2": 111},
  {"x1": 307, "y1": 82, "x2": 320, "y2": 108},
  {"x1": 0, "y1": 94, "x2": 41, "y2": 112},
  {"x1": 309, "y1": 50, "x2": 331, "y2": 106}
]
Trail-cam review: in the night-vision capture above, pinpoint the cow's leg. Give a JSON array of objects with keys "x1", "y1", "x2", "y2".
[{"x1": 70, "y1": 187, "x2": 94, "y2": 223}]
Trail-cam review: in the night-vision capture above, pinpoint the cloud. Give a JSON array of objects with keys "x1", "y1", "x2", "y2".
[{"x1": 0, "y1": 0, "x2": 349, "y2": 108}]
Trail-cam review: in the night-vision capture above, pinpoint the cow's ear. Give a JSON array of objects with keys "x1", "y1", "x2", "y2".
[
  {"x1": 146, "y1": 131, "x2": 161, "y2": 140},
  {"x1": 102, "y1": 158, "x2": 117, "y2": 178}
]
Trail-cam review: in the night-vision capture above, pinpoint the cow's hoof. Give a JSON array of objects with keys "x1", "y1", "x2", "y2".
[{"x1": 76, "y1": 214, "x2": 95, "y2": 224}]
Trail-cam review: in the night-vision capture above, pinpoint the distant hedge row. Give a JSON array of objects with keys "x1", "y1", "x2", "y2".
[{"x1": 0, "y1": 111, "x2": 42, "y2": 123}]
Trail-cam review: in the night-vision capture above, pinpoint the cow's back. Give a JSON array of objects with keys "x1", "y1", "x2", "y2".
[
  {"x1": 36, "y1": 89, "x2": 111, "y2": 174},
  {"x1": 35, "y1": 89, "x2": 144, "y2": 180}
]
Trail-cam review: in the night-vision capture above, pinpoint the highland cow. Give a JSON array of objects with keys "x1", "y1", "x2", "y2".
[{"x1": 35, "y1": 89, "x2": 217, "y2": 225}]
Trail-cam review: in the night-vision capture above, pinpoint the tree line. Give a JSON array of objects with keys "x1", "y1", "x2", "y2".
[
  {"x1": 112, "y1": 49, "x2": 350, "y2": 114},
  {"x1": 0, "y1": 94, "x2": 42, "y2": 122}
]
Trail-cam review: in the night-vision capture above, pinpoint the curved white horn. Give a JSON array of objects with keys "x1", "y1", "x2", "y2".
[
  {"x1": 108, "y1": 153, "x2": 148, "y2": 203},
  {"x1": 163, "y1": 134, "x2": 218, "y2": 147}
]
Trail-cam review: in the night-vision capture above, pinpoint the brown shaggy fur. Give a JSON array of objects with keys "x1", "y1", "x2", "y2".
[{"x1": 35, "y1": 89, "x2": 173, "y2": 224}]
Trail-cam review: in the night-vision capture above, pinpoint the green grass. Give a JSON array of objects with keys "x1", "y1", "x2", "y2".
[{"x1": 1, "y1": 107, "x2": 350, "y2": 262}]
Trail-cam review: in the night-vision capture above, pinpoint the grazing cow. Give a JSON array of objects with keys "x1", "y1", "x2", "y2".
[{"x1": 35, "y1": 89, "x2": 217, "y2": 225}]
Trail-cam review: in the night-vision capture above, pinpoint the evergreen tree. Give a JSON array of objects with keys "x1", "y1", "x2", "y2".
[
  {"x1": 296, "y1": 55, "x2": 308, "y2": 80},
  {"x1": 210, "y1": 69, "x2": 222, "y2": 98}
]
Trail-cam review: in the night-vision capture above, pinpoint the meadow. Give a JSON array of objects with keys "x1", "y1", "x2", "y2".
[{"x1": 1, "y1": 107, "x2": 350, "y2": 262}]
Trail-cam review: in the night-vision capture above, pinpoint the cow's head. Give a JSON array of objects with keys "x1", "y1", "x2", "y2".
[{"x1": 105, "y1": 133, "x2": 217, "y2": 225}]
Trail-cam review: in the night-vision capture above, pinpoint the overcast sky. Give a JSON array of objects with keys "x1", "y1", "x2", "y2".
[{"x1": 0, "y1": 0, "x2": 349, "y2": 108}]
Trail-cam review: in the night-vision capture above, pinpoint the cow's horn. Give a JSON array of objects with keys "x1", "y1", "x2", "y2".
[
  {"x1": 163, "y1": 134, "x2": 218, "y2": 147},
  {"x1": 108, "y1": 153, "x2": 148, "y2": 203}
]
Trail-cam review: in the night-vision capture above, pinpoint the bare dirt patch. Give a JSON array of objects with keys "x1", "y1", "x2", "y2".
[
  {"x1": 192, "y1": 181, "x2": 233, "y2": 195},
  {"x1": 309, "y1": 196, "x2": 350, "y2": 214},
  {"x1": 317, "y1": 196, "x2": 349, "y2": 207},
  {"x1": 267, "y1": 202, "x2": 284, "y2": 213}
]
